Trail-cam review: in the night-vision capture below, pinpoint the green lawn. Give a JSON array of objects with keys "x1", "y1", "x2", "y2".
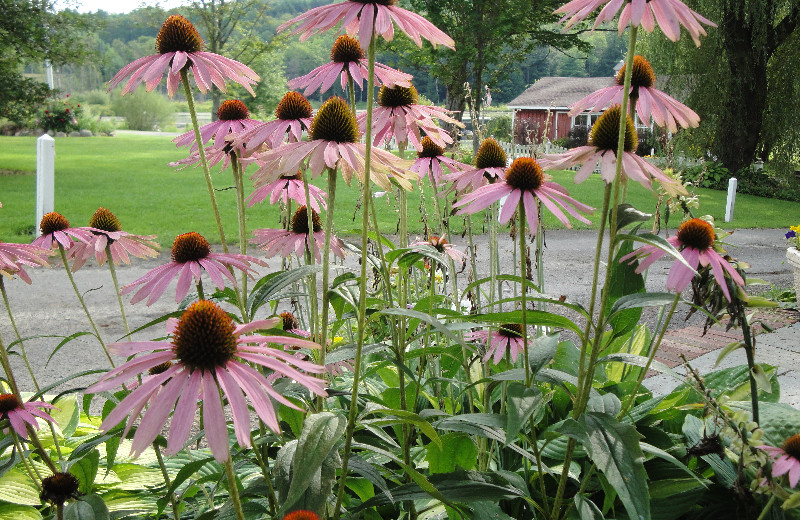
[{"x1": 1, "y1": 135, "x2": 797, "y2": 245}]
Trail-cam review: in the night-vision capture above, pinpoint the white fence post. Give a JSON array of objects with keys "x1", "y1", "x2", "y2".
[
  {"x1": 725, "y1": 177, "x2": 738, "y2": 222},
  {"x1": 35, "y1": 134, "x2": 55, "y2": 237}
]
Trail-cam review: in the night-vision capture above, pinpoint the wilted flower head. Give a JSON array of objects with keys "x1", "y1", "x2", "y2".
[
  {"x1": 40, "y1": 472, "x2": 80, "y2": 506},
  {"x1": 0, "y1": 241, "x2": 50, "y2": 284},
  {"x1": 107, "y1": 15, "x2": 260, "y2": 97}
]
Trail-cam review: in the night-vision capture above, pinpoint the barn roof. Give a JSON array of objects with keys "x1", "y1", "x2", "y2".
[{"x1": 507, "y1": 77, "x2": 614, "y2": 110}]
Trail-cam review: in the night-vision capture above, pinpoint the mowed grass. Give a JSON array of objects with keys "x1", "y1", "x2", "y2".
[{"x1": 1, "y1": 135, "x2": 797, "y2": 246}]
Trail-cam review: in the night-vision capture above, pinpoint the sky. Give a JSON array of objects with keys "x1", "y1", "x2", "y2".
[{"x1": 54, "y1": 0, "x2": 188, "y2": 14}]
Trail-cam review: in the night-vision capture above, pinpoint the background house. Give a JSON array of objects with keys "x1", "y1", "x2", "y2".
[{"x1": 507, "y1": 76, "x2": 613, "y2": 145}]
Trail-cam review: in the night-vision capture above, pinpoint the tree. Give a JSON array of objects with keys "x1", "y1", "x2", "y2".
[
  {"x1": 0, "y1": 0, "x2": 93, "y2": 124},
  {"x1": 396, "y1": 0, "x2": 585, "y2": 147},
  {"x1": 188, "y1": 0, "x2": 285, "y2": 120},
  {"x1": 644, "y1": 0, "x2": 800, "y2": 174}
]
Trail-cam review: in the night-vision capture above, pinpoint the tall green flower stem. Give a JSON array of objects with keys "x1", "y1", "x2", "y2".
[
  {"x1": 223, "y1": 456, "x2": 246, "y2": 520},
  {"x1": 301, "y1": 175, "x2": 321, "y2": 344},
  {"x1": 0, "y1": 278, "x2": 40, "y2": 391},
  {"x1": 489, "y1": 202, "x2": 499, "y2": 313},
  {"x1": 104, "y1": 245, "x2": 131, "y2": 337},
  {"x1": 518, "y1": 202, "x2": 530, "y2": 387},
  {"x1": 0, "y1": 332, "x2": 58, "y2": 473},
  {"x1": 12, "y1": 432, "x2": 43, "y2": 487},
  {"x1": 739, "y1": 310, "x2": 760, "y2": 423},
  {"x1": 231, "y1": 155, "x2": 250, "y2": 319},
  {"x1": 180, "y1": 68, "x2": 229, "y2": 254},
  {"x1": 154, "y1": 444, "x2": 181, "y2": 520},
  {"x1": 551, "y1": 26, "x2": 638, "y2": 520},
  {"x1": 465, "y1": 216, "x2": 481, "y2": 309},
  {"x1": 317, "y1": 167, "x2": 339, "y2": 409},
  {"x1": 196, "y1": 279, "x2": 206, "y2": 301},
  {"x1": 333, "y1": 31, "x2": 377, "y2": 520},
  {"x1": 57, "y1": 245, "x2": 114, "y2": 368}
]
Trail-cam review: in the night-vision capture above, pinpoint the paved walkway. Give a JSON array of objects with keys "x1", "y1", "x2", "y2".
[{"x1": 646, "y1": 309, "x2": 800, "y2": 406}]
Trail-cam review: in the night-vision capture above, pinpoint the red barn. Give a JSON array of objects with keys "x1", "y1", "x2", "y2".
[{"x1": 507, "y1": 77, "x2": 614, "y2": 145}]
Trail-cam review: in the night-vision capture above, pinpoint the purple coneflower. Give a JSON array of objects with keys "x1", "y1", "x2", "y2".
[
  {"x1": 250, "y1": 96, "x2": 416, "y2": 191},
  {"x1": 69, "y1": 208, "x2": 159, "y2": 271},
  {"x1": 278, "y1": 312, "x2": 353, "y2": 376},
  {"x1": 466, "y1": 324, "x2": 526, "y2": 365},
  {"x1": 248, "y1": 170, "x2": 328, "y2": 212},
  {"x1": 86, "y1": 300, "x2": 327, "y2": 462},
  {"x1": 173, "y1": 99, "x2": 262, "y2": 153},
  {"x1": 251, "y1": 206, "x2": 345, "y2": 263},
  {"x1": 454, "y1": 157, "x2": 594, "y2": 228},
  {"x1": 361, "y1": 83, "x2": 459, "y2": 151},
  {"x1": 410, "y1": 136, "x2": 469, "y2": 189},
  {"x1": 122, "y1": 232, "x2": 264, "y2": 306},
  {"x1": 233, "y1": 91, "x2": 314, "y2": 152},
  {"x1": 289, "y1": 35, "x2": 412, "y2": 96},
  {"x1": 443, "y1": 138, "x2": 508, "y2": 194},
  {"x1": 0, "y1": 241, "x2": 50, "y2": 284},
  {"x1": 278, "y1": 0, "x2": 455, "y2": 50},
  {"x1": 555, "y1": 0, "x2": 715, "y2": 46},
  {"x1": 539, "y1": 105, "x2": 681, "y2": 194},
  {"x1": 410, "y1": 234, "x2": 468, "y2": 267},
  {"x1": 31, "y1": 212, "x2": 95, "y2": 252},
  {"x1": 569, "y1": 55, "x2": 699, "y2": 133},
  {"x1": 107, "y1": 15, "x2": 260, "y2": 97},
  {"x1": 620, "y1": 218, "x2": 744, "y2": 302},
  {"x1": 0, "y1": 393, "x2": 56, "y2": 439},
  {"x1": 760, "y1": 434, "x2": 800, "y2": 488}
]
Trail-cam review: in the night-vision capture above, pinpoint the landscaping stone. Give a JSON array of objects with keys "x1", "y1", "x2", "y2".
[
  {"x1": 68, "y1": 131, "x2": 81, "y2": 137},
  {"x1": 55, "y1": 131, "x2": 66, "y2": 137},
  {"x1": 80, "y1": 129, "x2": 93, "y2": 137}
]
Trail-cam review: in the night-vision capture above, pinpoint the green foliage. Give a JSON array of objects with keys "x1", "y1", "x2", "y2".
[
  {"x1": 39, "y1": 96, "x2": 83, "y2": 133},
  {"x1": 111, "y1": 90, "x2": 173, "y2": 131},
  {"x1": 0, "y1": 68, "x2": 50, "y2": 126}
]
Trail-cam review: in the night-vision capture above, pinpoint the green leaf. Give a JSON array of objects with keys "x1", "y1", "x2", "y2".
[
  {"x1": 616, "y1": 233, "x2": 694, "y2": 272},
  {"x1": 649, "y1": 479, "x2": 707, "y2": 520},
  {"x1": 605, "y1": 237, "x2": 647, "y2": 335},
  {"x1": 46, "y1": 332, "x2": 95, "y2": 366},
  {"x1": 281, "y1": 412, "x2": 346, "y2": 514},
  {"x1": 425, "y1": 433, "x2": 478, "y2": 474},
  {"x1": 51, "y1": 394, "x2": 79, "y2": 437},
  {"x1": 353, "y1": 470, "x2": 526, "y2": 511},
  {"x1": 247, "y1": 265, "x2": 323, "y2": 316},
  {"x1": 597, "y1": 353, "x2": 683, "y2": 382},
  {"x1": 376, "y1": 307, "x2": 464, "y2": 347},
  {"x1": 469, "y1": 501, "x2": 515, "y2": 520},
  {"x1": 615, "y1": 203, "x2": 653, "y2": 230},
  {"x1": 70, "y1": 449, "x2": 99, "y2": 495},
  {"x1": 63, "y1": 494, "x2": 109, "y2": 520},
  {"x1": 110, "y1": 463, "x2": 164, "y2": 490},
  {"x1": 575, "y1": 493, "x2": 605, "y2": 520},
  {"x1": 0, "y1": 505, "x2": 42, "y2": 520},
  {"x1": 607, "y1": 293, "x2": 678, "y2": 319},
  {"x1": 505, "y1": 383, "x2": 543, "y2": 444},
  {"x1": 559, "y1": 413, "x2": 651, "y2": 520},
  {"x1": 605, "y1": 326, "x2": 649, "y2": 382},
  {"x1": 156, "y1": 456, "x2": 216, "y2": 516},
  {"x1": 752, "y1": 364, "x2": 772, "y2": 392},
  {"x1": 729, "y1": 402, "x2": 800, "y2": 447},
  {"x1": 529, "y1": 333, "x2": 559, "y2": 375},
  {"x1": 0, "y1": 469, "x2": 40, "y2": 505},
  {"x1": 714, "y1": 341, "x2": 745, "y2": 367},
  {"x1": 367, "y1": 408, "x2": 441, "y2": 447},
  {"x1": 639, "y1": 443, "x2": 707, "y2": 486},
  {"x1": 347, "y1": 455, "x2": 392, "y2": 502},
  {"x1": 459, "y1": 310, "x2": 583, "y2": 337}
]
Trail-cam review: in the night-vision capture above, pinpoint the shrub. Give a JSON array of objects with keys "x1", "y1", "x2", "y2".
[
  {"x1": 636, "y1": 127, "x2": 662, "y2": 157},
  {"x1": 39, "y1": 95, "x2": 82, "y2": 133},
  {"x1": 683, "y1": 162, "x2": 731, "y2": 190},
  {"x1": 112, "y1": 90, "x2": 174, "y2": 131},
  {"x1": 485, "y1": 115, "x2": 511, "y2": 141},
  {"x1": 565, "y1": 124, "x2": 589, "y2": 148}
]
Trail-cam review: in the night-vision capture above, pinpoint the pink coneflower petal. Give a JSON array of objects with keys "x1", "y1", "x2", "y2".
[{"x1": 0, "y1": 242, "x2": 50, "y2": 284}]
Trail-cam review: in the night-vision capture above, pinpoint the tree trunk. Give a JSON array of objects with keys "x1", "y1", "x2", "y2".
[
  {"x1": 713, "y1": 7, "x2": 769, "y2": 173},
  {"x1": 443, "y1": 67, "x2": 468, "y2": 151},
  {"x1": 211, "y1": 90, "x2": 221, "y2": 122}
]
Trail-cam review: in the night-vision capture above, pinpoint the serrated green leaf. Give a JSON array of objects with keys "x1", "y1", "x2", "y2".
[
  {"x1": 505, "y1": 383, "x2": 543, "y2": 444},
  {"x1": 606, "y1": 237, "x2": 646, "y2": 335},
  {"x1": 63, "y1": 494, "x2": 109, "y2": 520},
  {"x1": 70, "y1": 449, "x2": 99, "y2": 494},
  {"x1": 575, "y1": 493, "x2": 605, "y2": 520}
]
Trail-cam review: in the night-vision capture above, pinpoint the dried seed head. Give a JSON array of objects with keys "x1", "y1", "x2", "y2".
[
  {"x1": 418, "y1": 136, "x2": 444, "y2": 159},
  {"x1": 474, "y1": 138, "x2": 507, "y2": 169},
  {"x1": 217, "y1": 100, "x2": 250, "y2": 121},
  {"x1": 331, "y1": 35, "x2": 364, "y2": 63},
  {"x1": 39, "y1": 212, "x2": 70, "y2": 236},
  {"x1": 378, "y1": 84, "x2": 418, "y2": 108},
  {"x1": 616, "y1": 55, "x2": 656, "y2": 89},
  {"x1": 156, "y1": 15, "x2": 205, "y2": 55},
  {"x1": 172, "y1": 300, "x2": 237, "y2": 371},
  {"x1": 89, "y1": 207, "x2": 122, "y2": 233},
  {"x1": 276, "y1": 92, "x2": 313, "y2": 121},
  {"x1": 171, "y1": 232, "x2": 211, "y2": 263},
  {"x1": 291, "y1": 206, "x2": 323, "y2": 235},
  {"x1": 677, "y1": 218, "x2": 715, "y2": 251},
  {"x1": 280, "y1": 312, "x2": 300, "y2": 331},
  {"x1": 588, "y1": 105, "x2": 638, "y2": 153},
  {"x1": 504, "y1": 157, "x2": 544, "y2": 192},
  {"x1": 310, "y1": 97, "x2": 360, "y2": 143},
  {"x1": 40, "y1": 472, "x2": 80, "y2": 505}
]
